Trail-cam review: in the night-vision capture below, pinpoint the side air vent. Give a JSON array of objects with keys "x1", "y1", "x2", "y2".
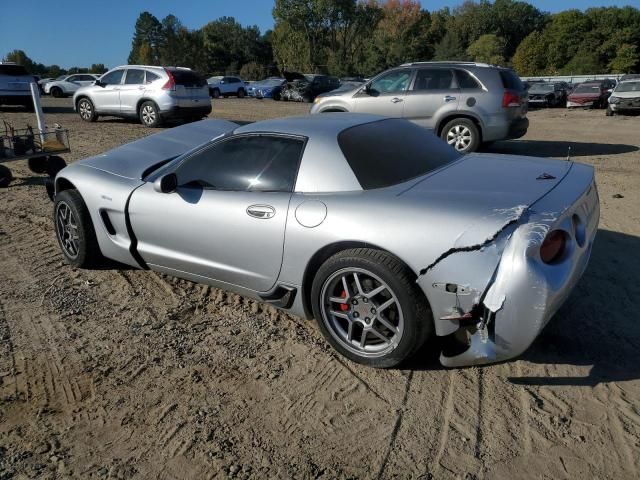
[{"x1": 99, "y1": 210, "x2": 117, "y2": 235}]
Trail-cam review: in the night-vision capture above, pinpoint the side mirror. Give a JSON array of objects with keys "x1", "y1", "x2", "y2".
[
  {"x1": 94, "y1": 79, "x2": 104, "y2": 87},
  {"x1": 364, "y1": 83, "x2": 372, "y2": 94},
  {"x1": 153, "y1": 173, "x2": 178, "y2": 193}
]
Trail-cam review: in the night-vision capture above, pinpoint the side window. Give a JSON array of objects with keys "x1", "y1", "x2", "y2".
[
  {"x1": 124, "y1": 69, "x2": 145, "y2": 85},
  {"x1": 145, "y1": 71, "x2": 160, "y2": 84},
  {"x1": 176, "y1": 135, "x2": 304, "y2": 192},
  {"x1": 101, "y1": 70, "x2": 124, "y2": 86},
  {"x1": 230, "y1": 77, "x2": 240, "y2": 84},
  {"x1": 413, "y1": 69, "x2": 454, "y2": 91},
  {"x1": 455, "y1": 70, "x2": 481, "y2": 89},
  {"x1": 369, "y1": 70, "x2": 412, "y2": 94},
  {"x1": 67, "y1": 75, "x2": 78, "y2": 82}
]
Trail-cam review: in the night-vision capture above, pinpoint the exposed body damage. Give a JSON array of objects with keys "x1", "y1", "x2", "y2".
[
  {"x1": 417, "y1": 163, "x2": 599, "y2": 366},
  {"x1": 52, "y1": 114, "x2": 599, "y2": 368}
]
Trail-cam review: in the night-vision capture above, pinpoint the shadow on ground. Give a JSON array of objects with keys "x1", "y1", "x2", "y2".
[{"x1": 487, "y1": 140, "x2": 638, "y2": 158}]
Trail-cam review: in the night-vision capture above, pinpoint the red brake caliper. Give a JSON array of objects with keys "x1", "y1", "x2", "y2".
[{"x1": 339, "y1": 290, "x2": 350, "y2": 312}]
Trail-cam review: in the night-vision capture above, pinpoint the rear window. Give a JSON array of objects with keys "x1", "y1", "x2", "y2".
[
  {"x1": 574, "y1": 84, "x2": 600, "y2": 93},
  {"x1": 168, "y1": 69, "x2": 206, "y2": 87},
  {"x1": 499, "y1": 70, "x2": 524, "y2": 91},
  {"x1": 0, "y1": 64, "x2": 29, "y2": 76},
  {"x1": 338, "y1": 119, "x2": 461, "y2": 190}
]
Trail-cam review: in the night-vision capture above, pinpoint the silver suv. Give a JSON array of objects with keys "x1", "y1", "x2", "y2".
[
  {"x1": 310, "y1": 62, "x2": 529, "y2": 153},
  {"x1": 73, "y1": 66, "x2": 212, "y2": 127}
]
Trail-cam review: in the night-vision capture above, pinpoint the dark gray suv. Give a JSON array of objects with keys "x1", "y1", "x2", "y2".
[{"x1": 310, "y1": 62, "x2": 529, "y2": 153}]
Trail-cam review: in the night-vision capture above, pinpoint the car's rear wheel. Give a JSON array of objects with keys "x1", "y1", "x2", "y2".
[
  {"x1": 237, "y1": 88, "x2": 245, "y2": 98},
  {"x1": 311, "y1": 248, "x2": 432, "y2": 368},
  {"x1": 441, "y1": 118, "x2": 480, "y2": 154},
  {"x1": 54, "y1": 189, "x2": 103, "y2": 268},
  {"x1": 77, "y1": 98, "x2": 98, "y2": 122},
  {"x1": 139, "y1": 101, "x2": 162, "y2": 128},
  {"x1": 51, "y1": 87, "x2": 63, "y2": 98},
  {"x1": 0, "y1": 165, "x2": 12, "y2": 188}
]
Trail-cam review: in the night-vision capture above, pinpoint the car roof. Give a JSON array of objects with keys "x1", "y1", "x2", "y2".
[{"x1": 234, "y1": 113, "x2": 386, "y2": 137}]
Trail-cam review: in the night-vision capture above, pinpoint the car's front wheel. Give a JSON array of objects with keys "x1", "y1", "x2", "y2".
[
  {"x1": 77, "y1": 98, "x2": 98, "y2": 122},
  {"x1": 311, "y1": 248, "x2": 432, "y2": 368},
  {"x1": 139, "y1": 101, "x2": 162, "y2": 127},
  {"x1": 211, "y1": 88, "x2": 220, "y2": 99},
  {"x1": 51, "y1": 87, "x2": 63, "y2": 98},
  {"x1": 441, "y1": 118, "x2": 480, "y2": 153},
  {"x1": 54, "y1": 189, "x2": 103, "y2": 268},
  {"x1": 237, "y1": 88, "x2": 245, "y2": 98}
]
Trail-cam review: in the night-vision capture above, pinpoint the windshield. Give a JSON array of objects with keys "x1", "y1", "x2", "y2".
[
  {"x1": 55, "y1": 75, "x2": 66, "y2": 81},
  {"x1": 338, "y1": 119, "x2": 461, "y2": 190},
  {"x1": 573, "y1": 84, "x2": 600, "y2": 93},
  {"x1": 0, "y1": 64, "x2": 29, "y2": 75},
  {"x1": 615, "y1": 81, "x2": 640, "y2": 93},
  {"x1": 529, "y1": 83, "x2": 554, "y2": 93}
]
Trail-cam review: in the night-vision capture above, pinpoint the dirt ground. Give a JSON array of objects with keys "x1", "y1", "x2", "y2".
[{"x1": 0, "y1": 98, "x2": 639, "y2": 479}]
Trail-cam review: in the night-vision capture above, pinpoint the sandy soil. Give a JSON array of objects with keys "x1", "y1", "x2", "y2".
[{"x1": 0, "y1": 98, "x2": 639, "y2": 479}]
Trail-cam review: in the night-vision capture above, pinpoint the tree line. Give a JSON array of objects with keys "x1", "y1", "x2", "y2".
[
  {"x1": 2, "y1": 50, "x2": 107, "y2": 78},
  {"x1": 6, "y1": 1, "x2": 640, "y2": 80}
]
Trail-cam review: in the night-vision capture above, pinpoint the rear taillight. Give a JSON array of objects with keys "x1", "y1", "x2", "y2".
[
  {"x1": 162, "y1": 69, "x2": 176, "y2": 91},
  {"x1": 540, "y1": 230, "x2": 568, "y2": 264},
  {"x1": 502, "y1": 91, "x2": 521, "y2": 108}
]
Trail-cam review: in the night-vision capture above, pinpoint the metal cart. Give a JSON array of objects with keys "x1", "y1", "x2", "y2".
[{"x1": 0, "y1": 83, "x2": 69, "y2": 188}]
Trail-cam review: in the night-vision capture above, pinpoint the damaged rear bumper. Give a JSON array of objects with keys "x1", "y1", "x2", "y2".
[{"x1": 417, "y1": 164, "x2": 600, "y2": 367}]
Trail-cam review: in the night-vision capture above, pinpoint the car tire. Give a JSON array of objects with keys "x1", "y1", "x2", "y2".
[
  {"x1": 46, "y1": 156, "x2": 67, "y2": 177},
  {"x1": 441, "y1": 118, "x2": 480, "y2": 154},
  {"x1": 211, "y1": 88, "x2": 220, "y2": 99},
  {"x1": 54, "y1": 189, "x2": 103, "y2": 268},
  {"x1": 311, "y1": 248, "x2": 432, "y2": 368},
  {"x1": 77, "y1": 98, "x2": 98, "y2": 122},
  {"x1": 272, "y1": 91, "x2": 281, "y2": 101},
  {"x1": 606, "y1": 105, "x2": 614, "y2": 116},
  {"x1": 51, "y1": 87, "x2": 63, "y2": 98},
  {"x1": 28, "y1": 156, "x2": 48, "y2": 174},
  {"x1": 237, "y1": 88, "x2": 245, "y2": 98},
  {"x1": 139, "y1": 101, "x2": 162, "y2": 128},
  {"x1": 0, "y1": 165, "x2": 12, "y2": 188}
]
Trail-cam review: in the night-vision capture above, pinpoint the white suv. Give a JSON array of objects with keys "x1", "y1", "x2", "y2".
[
  {"x1": 44, "y1": 74, "x2": 98, "y2": 98},
  {"x1": 73, "y1": 65, "x2": 212, "y2": 127},
  {"x1": 0, "y1": 62, "x2": 34, "y2": 110},
  {"x1": 207, "y1": 76, "x2": 247, "y2": 98}
]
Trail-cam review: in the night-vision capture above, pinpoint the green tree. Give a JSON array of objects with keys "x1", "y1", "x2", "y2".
[
  {"x1": 609, "y1": 44, "x2": 639, "y2": 73},
  {"x1": 128, "y1": 12, "x2": 162, "y2": 64},
  {"x1": 90, "y1": 63, "x2": 107, "y2": 74},
  {"x1": 5, "y1": 50, "x2": 35, "y2": 71},
  {"x1": 240, "y1": 61, "x2": 266, "y2": 80},
  {"x1": 467, "y1": 34, "x2": 505, "y2": 65},
  {"x1": 512, "y1": 31, "x2": 548, "y2": 75}
]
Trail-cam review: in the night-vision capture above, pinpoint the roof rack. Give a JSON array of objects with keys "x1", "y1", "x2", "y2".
[{"x1": 399, "y1": 61, "x2": 496, "y2": 68}]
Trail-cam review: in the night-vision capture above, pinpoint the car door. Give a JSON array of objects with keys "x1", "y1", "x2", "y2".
[
  {"x1": 352, "y1": 68, "x2": 413, "y2": 117},
  {"x1": 128, "y1": 134, "x2": 305, "y2": 292},
  {"x1": 64, "y1": 75, "x2": 82, "y2": 94},
  {"x1": 92, "y1": 69, "x2": 124, "y2": 113},
  {"x1": 402, "y1": 68, "x2": 459, "y2": 129},
  {"x1": 119, "y1": 68, "x2": 146, "y2": 115}
]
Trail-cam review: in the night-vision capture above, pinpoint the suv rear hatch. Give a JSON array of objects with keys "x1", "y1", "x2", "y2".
[
  {"x1": 499, "y1": 69, "x2": 528, "y2": 118},
  {"x1": 165, "y1": 68, "x2": 209, "y2": 106},
  {"x1": 0, "y1": 64, "x2": 31, "y2": 94}
]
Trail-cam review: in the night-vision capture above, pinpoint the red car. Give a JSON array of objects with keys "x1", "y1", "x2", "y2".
[{"x1": 567, "y1": 80, "x2": 615, "y2": 109}]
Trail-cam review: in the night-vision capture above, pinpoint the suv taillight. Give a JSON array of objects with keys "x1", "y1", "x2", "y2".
[
  {"x1": 502, "y1": 91, "x2": 521, "y2": 108},
  {"x1": 162, "y1": 69, "x2": 176, "y2": 91}
]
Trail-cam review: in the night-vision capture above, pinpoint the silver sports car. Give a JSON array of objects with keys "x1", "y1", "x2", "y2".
[{"x1": 52, "y1": 114, "x2": 599, "y2": 368}]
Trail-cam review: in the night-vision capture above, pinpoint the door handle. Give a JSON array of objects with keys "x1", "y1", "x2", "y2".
[
  {"x1": 138, "y1": 86, "x2": 145, "y2": 90},
  {"x1": 246, "y1": 204, "x2": 275, "y2": 219},
  {"x1": 444, "y1": 95, "x2": 457, "y2": 102},
  {"x1": 391, "y1": 97, "x2": 403, "y2": 103}
]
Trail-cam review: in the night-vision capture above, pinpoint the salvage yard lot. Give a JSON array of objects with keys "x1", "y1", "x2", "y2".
[{"x1": 1, "y1": 98, "x2": 639, "y2": 479}]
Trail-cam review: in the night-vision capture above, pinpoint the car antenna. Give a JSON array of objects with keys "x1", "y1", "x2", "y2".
[{"x1": 566, "y1": 146, "x2": 572, "y2": 162}]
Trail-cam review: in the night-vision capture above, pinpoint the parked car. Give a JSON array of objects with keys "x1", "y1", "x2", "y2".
[
  {"x1": 248, "y1": 77, "x2": 286, "y2": 100},
  {"x1": 311, "y1": 62, "x2": 529, "y2": 153},
  {"x1": 0, "y1": 62, "x2": 34, "y2": 110},
  {"x1": 280, "y1": 72, "x2": 340, "y2": 103},
  {"x1": 73, "y1": 65, "x2": 211, "y2": 127},
  {"x1": 207, "y1": 76, "x2": 246, "y2": 98},
  {"x1": 44, "y1": 74, "x2": 99, "y2": 98},
  {"x1": 607, "y1": 79, "x2": 640, "y2": 116},
  {"x1": 51, "y1": 113, "x2": 598, "y2": 368},
  {"x1": 619, "y1": 74, "x2": 640, "y2": 82},
  {"x1": 528, "y1": 82, "x2": 568, "y2": 107},
  {"x1": 567, "y1": 80, "x2": 615, "y2": 109}
]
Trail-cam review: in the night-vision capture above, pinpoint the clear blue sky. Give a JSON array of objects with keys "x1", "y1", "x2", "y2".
[{"x1": 1, "y1": 0, "x2": 638, "y2": 69}]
